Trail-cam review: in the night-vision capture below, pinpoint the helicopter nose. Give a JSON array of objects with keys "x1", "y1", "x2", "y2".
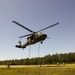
[{"x1": 43, "y1": 34, "x2": 47, "y2": 38}]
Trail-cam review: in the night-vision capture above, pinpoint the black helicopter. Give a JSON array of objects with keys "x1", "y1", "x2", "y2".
[{"x1": 12, "y1": 21, "x2": 59, "y2": 49}]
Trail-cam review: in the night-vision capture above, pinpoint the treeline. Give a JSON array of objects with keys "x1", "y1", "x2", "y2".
[{"x1": 0, "y1": 52, "x2": 75, "y2": 65}]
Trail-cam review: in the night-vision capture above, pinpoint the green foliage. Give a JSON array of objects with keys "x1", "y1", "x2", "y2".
[{"x1": 0, "y1": 52, "x2": 75, "y2": 65}]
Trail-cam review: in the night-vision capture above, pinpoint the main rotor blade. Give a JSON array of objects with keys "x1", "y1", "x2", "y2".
[
  {"x1": 19, "y1": 34, "x2": 31, "y2": 38},
  {"x1": 37, "y1": 22, "x2": 59, "y2": 32},
  {"x1": 12, "y1": 21, "x2": 33, "y2": 32}
]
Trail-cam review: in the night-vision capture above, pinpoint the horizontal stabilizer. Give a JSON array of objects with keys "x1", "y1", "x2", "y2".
[
  {"x1": 15, "y1": 45, "x2": 21, "y2": 48},
  {"x1": 15, "y1": 45, "x2": 26, "y2": 48}
]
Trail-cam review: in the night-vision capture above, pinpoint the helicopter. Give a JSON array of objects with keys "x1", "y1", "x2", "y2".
[{"x1": 12, "y1": 21, "x2": 59, "y2": 49}]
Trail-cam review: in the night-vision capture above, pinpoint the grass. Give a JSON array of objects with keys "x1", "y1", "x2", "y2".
[{"x1": 0, "y1": 64, "x2": 75, "y2": 75}]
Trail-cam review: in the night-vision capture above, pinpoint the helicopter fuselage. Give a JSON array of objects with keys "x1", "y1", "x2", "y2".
[
  {"x1": 16, "y1": 32, "x2": 47, "y2": 48},
  {"x1": 27, "y1": 32, "x2": 47, "y2": 44}
]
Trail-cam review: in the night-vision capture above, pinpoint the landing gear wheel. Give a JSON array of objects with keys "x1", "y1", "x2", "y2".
[{"x1": 41, "y1": 41, "x2": 43, "y2": 44}]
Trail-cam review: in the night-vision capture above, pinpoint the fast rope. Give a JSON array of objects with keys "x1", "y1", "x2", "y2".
[
  {"x1": 29, "y1": 45, "x2": 31, "y2": 58},
  {"x1": 38, "y1": 42, "x2": 41, "y2": 57}
]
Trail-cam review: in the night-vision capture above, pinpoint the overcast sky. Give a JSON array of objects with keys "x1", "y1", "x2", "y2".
[{"x1": 0, "y1": 0, "x2": 75, "y2": 60}]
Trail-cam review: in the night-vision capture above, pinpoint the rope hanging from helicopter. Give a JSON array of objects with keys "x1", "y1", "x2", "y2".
[
  {"x1": 28, "y1": 42, "x2": 41, "y2": 59},
  {"x1": 38, "y1": 42, "x2": 41, "y2": 57},
  {"x1": 29, "y1": 45, "x2": 31, "y2": 58}
]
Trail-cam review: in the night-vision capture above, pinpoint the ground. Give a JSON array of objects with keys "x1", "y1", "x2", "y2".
[{"x1": 0, "y1": 64, "x2": 75, "y2": 75}]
